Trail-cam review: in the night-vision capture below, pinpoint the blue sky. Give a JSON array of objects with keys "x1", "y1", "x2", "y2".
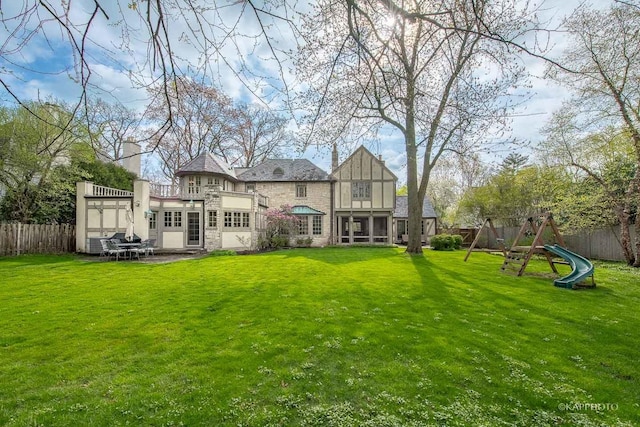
[{"x1": 0, "y1": 0, "x2": 593, "y2": 182}]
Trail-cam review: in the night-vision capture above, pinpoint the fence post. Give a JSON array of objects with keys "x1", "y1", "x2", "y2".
[{"x1": 16, "y1": 222, "x2": 21, "y2": 256}]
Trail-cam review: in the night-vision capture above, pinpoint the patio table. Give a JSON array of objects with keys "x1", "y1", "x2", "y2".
[{"x1": 115, "y1": 242, "x2": 142, "y2": 259}]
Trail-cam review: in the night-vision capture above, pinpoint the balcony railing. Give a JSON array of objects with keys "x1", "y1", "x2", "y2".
[
  {"x1": 149, "y1": 183, "x2": 181, "y2": 198},
  {"x1": 149, "y1": 183, "x2": 269, "y2": 208},
  {"x1": 91, "y1": 184, "x2": 133, "y2": 197}
]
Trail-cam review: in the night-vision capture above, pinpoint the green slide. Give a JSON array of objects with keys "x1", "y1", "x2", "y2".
[{"x1": 543, "y1": 244, "x2": 595, "y2": 289}]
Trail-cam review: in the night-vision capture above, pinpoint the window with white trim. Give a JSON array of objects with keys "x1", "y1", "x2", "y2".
[
  {"x1": 297, "y1": 216, "x2": 309, "y2": 235},
  {"x1": 149, "y1": 212, "x2": 157, "y2": 230},
  {"x1": 223, "y1": 211, "x2": 251, "y2": 229},
  {"x1": 164, "y1": 211, "x2": 182, "y2": 228},
  {"x1": 312, "y1": 215, "x2": 322, "y2": 235},
  {"x1": 208, "y1": 211, "x2": 217, "y2": 228}
]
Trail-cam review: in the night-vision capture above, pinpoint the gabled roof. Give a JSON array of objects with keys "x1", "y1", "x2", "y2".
[
  {"x1": 394, "y1": 195, "x2": 437, "y2": 219},
  {"x1": 332, "y1": 145, "x2": 398, "y2": 181},
  {"x1": 238, "y1": 159, "x2": 330, "y2": 182},
  {"x1": 175, "y1": 153, "x2": 237, "y2": 179},
  {"x1": 292, "y1": 205, "x2": 326, "y2": 215}
]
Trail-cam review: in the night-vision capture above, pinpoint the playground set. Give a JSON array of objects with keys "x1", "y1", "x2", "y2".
[{"x1": 464, "y1": 213, "x2": 595, "y2": 289}]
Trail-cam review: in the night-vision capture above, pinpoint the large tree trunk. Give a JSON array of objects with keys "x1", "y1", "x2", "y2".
[
  {"x1": 633, "y1": 218, "x2": 640, "y2": 268},
  {"x1": 405, "y1": 80, "x2": 423, "y2": 255},
  {"x1": 633, "y1": 173, "x2": 640, "y2": 267},
  {"x1": 617, "y1": 207, "x2": 635, "y2": 266},
  {"x1": 406, "y1": 141, "x2": 423, "y2": 254}
]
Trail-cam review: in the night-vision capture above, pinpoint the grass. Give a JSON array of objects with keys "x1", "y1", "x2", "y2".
[{"x1": 0, "y1": 247, "x2": 638, "y2": 426}]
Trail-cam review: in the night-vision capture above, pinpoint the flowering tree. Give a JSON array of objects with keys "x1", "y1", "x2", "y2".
[{"x1": 264, "y1": 205, "x2": 299, "y2": 249}]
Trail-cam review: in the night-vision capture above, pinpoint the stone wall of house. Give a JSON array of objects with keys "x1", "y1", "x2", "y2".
[
  {"x1": 255, "y1": 181, "x2": 332, "y2": 246},
  {"x1": 203, "y1": 186, "x2": 222, "y2": 251}
]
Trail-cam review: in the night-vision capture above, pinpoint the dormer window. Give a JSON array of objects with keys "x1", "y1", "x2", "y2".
[{"x1": 273, "y1": 167, "x2": 284, "y2": 177}]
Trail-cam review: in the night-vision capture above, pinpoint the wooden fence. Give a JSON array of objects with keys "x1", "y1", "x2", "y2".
[
  {"x1": 474, "y1": 224, "x2": 636, "y2": 262},
  {"x1": 0, "y1": 223, "x2": 76, "y2": 256}
]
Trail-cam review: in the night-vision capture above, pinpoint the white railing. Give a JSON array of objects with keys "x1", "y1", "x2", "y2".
[
  {"x1": 149, "y1": 182, "x2": 269, "y2": 207},
  {"x1": 91, "y1": 184, "x2": 133, "y2": 197},
  {"x1": 150, "y1": 183, "x2": 182, "y2": 198}
]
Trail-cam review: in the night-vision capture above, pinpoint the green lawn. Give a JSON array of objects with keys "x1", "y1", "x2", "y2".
[{"x1": 0, "y1": 248, "x2": 638, "y2": 426}]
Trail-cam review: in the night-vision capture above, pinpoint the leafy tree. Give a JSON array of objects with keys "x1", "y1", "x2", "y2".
[
  {"x1": 500, "y1": 153, "x2": 529, "y2": 173},
  {"x1": 75, "y1": 158, "x2": 137, "y2": 192},
  {"x1": 263, "y1": 205, "x2": 299, "y2": 249},
  {"x1": 0, "y1": 101, "x2": 136, "y2": 224},
  {"x1": 1, "y1": 1, "x2": 298, "y2": 153},
  {"x1": 427, "y1": 153, "x2": 491, "y2": 228},
  {"x1": 296, "y1": 0, "x2": 534, "y2": 254},
  {"x1": 546, "y1": 1, "x2": 640, "y2": 265},
  {"x1": 0, "y1": 102, "x2": 87, "y2": 223},
  {"x1": 542, "y1": 121, "x2": 638, "y2": 264},
  {"x1": 396, "y1": 185, "x2": 408, "y2": 196},
  {"x1": 459, "y1": 165, "x2": 568, "y2": 227}
]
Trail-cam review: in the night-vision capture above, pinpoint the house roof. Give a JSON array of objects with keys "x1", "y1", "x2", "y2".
[
  {"x1": 175, "y1": 153, "x2": 237, "y2": 179},
  {"x1": 332, "y1": 145, "x2": 398, "y2": 181},
  {"x1": 292, "y1": 205, "x2": 326, "y2": 215},
  {"x1": 238, "y1": 159, "x2": 330, "y2": 182},
  {"x1": 394, "y1": 195, "x2": 437, "y2": 219}
]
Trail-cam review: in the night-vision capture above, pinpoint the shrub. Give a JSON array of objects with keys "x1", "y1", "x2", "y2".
[
  {"x1": 431, "y1": 234, "x2": 462, "y2": 251},
  {"x1": 452, "y1": 234, "x2": 463, "y2": 250},
  {"x1": 295, "y1": 237, "x2": 313, "y2": 247},
  {"x1": 264, "y1": 205, "x2": 298, "y2": 249},
  {"x1": 271, "y1": 235, "x2": 290, "y2": 249}
]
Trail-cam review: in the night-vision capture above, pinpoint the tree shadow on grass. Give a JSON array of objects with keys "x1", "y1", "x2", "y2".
[
  {"x1": 0, "y1": 254, "x2": 78, "y2": 267},
  {"x1": 274, "y1": 246, "x2": 405, "y2": 265}
]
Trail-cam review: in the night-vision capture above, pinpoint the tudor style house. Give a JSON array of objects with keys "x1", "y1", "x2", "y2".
[{"x1": 75, "y1": 143, "x2": 437, "y2": 253}]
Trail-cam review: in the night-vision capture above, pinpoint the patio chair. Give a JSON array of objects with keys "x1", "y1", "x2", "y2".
[
  {"x1": 99, "y1": 239, "x2": 109, "y2": 259},
  {"x1": 148, "y1": 239, "x2": 157, "y2": 256},
  {"x1": 132, "y1": 239, "x2": 155, "y2": 258},
  {"x1": 143, "y1": 239, "x2": 156, "y2": 256},
  {"x1": 106, "y1": 239, "x2": 127, "y2": 261},
  {"x1": 129, "y1": 241, "x2": 147, "y2": 260}
]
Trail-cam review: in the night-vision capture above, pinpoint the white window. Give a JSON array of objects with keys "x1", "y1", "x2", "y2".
[
  {"x1": 312, "y1": 216, "x2": 322, "y2": 235},
  {"x1": 297, "y1": 216, "x2": 309, "y2": 235},
  {"x1": 208, "y1": 211, "x2": 217, "y2": 228},
  {"x1": 224, "y1": 211, "x2": 250, "y2": 228},
  {"x1": 149, "y1": 212, "x2": 157, "y2": 230},
  {"x1": 164, "y1": 211, "x2": 182, "y2": 228}
]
